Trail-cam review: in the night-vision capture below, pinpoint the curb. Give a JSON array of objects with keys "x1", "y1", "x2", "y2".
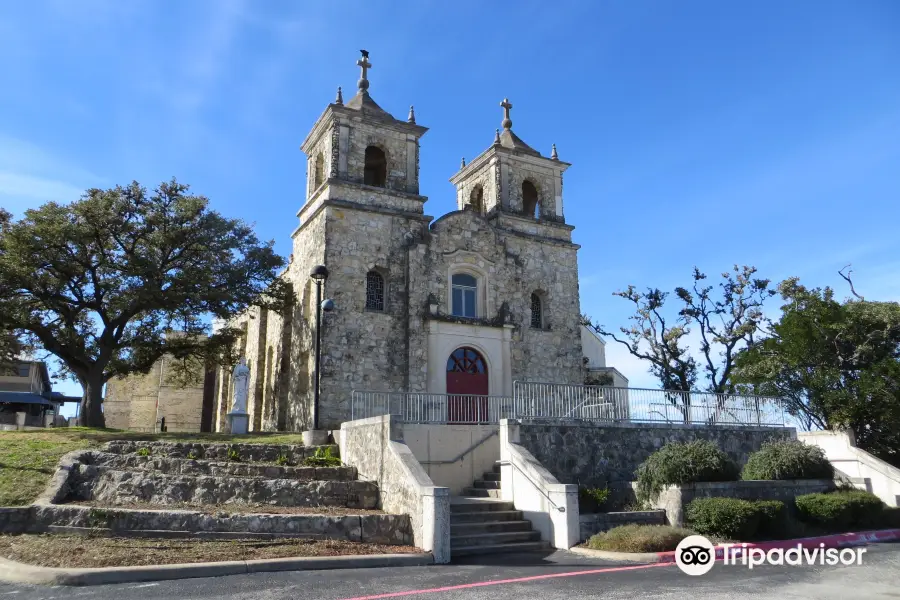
[
  {"x1": 571, "y1": 528, "x2": 900, "y2": 565},
  {"x1": 0, "y1": 552, "x2": 434, "y2": 586}
]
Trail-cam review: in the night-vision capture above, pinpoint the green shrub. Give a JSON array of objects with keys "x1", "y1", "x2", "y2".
[
  {"x1": 136, "y1": 447, "x2": 150, "y2": 457},
  {"x1": 741, "y1": 440, "x2": 834, "y2": 481},
  {"x1": 635, "y1": 440, "x2": 738, "y2": 503},
  {"x1": 753, "y1": 500, "x2": 786, "y2": 538},
  {"x1": 579, "y1": 486, "x2": 610, "y2": 513},
  {"x1": 227, "y1": 448, "x2": 241, "y2": 462},
  {"x1": 795, "y1": 490, "x2": 884, "y2": 530},
  {"x1": 685, "y1": 497, "x2": 761, "y2": 540},
  {"x1": 186, "y1": 450, "x2": 199, "y2": 460},
  {"x1": 303, "y1": 447, "x2": 341, "y2": 467},
  {"x1": 587, "y1": 524, "x2": 696, "y2": 553},
  {"x1": 275, "y1": 455, "x2": 290, "y2": 466}
]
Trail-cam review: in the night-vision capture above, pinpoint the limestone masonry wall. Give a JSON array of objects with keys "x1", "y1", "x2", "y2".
[{"x1": 517, "y1": 420, "x2": 796, "y2": 488}]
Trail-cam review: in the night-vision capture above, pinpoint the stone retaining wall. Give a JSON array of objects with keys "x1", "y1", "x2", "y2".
[
  {"x1": 516, "y1": 420, "x2": 795, "y2": 488},
  {"x1": 103, "y1": 441, "x2": 334, "y2": 463},
  {"x1": 649, "y1": 479, "x2": 836, "y2": 526},
  {"x1": 77, "y1": 468, "x2": 378, "y2": 508},
  {"x1": 578, "y1": 510, "x2": 666, "y2": 541},
  {"x1": 90, "y1": 454, "x2": 358, "y2": 480},
  {"x1": 2, "y1": 505, "x2": 410, "y2": 544}
]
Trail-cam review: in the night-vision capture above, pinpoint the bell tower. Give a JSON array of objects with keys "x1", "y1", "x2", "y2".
[
  {"x1": 449, "y1": 98, "x2": 570, "y2": 225},
  {"x1": 298, "y1": 50, "x2": 429, "y2": 220}
]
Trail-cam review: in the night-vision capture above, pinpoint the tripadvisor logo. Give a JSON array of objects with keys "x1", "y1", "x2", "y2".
[{"x1": 675, "y1": 535, "x2": 867, "y2": 575}]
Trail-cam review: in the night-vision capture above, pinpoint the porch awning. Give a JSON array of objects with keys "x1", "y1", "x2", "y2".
[{"x1": 0, "y1": 392, "x2": 60, "y2": 407}]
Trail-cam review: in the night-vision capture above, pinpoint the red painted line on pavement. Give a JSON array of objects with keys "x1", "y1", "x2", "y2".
[{"x1": 338, "y1": 562, "x2": 672, "y2": 600}]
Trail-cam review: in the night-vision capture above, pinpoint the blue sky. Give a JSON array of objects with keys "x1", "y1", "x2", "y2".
[{"x1": 1, "y1": 1, "x2": 898, "y2": 412}]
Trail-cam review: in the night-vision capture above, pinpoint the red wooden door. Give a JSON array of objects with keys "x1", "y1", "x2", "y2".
[{"x1": 446, "y1": 347, "x2": 489, "y2": 423}]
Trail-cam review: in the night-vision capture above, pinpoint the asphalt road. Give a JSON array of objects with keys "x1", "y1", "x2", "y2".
[{"x1": 1, "y1": 543, "x2": 898, "y2": 600}]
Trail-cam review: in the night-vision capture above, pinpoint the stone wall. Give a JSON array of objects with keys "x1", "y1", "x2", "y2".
[
  {"x1": 104, "y1": 355, "x2": 206, "y2": 432},
  {"x1": 579, "y1": 510, "x2": 666, "y2": 541},
  {"x1": 649, "y1": 479, "x2": 836, "y2": 527},
  {"x1": 340, "y1": 415, "x2": 450, "y2": 563},
  {"x1": 516, "y1": 420, "x2": 796, "y2": 488}
]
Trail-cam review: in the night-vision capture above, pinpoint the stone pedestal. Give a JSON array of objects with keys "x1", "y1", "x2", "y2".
[
  {"x1": 302, "y1": 429, "x2": 330, "y2": 447},
  {"x1": 15, "y1": 412, "x2": 26, "y2": 431},
  {"x1": 228, "y1": 411, "x2": 249, "y2": 435}
]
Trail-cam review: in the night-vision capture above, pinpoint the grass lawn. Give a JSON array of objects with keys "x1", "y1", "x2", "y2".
[
  {"x1": 0, "y1": 534, "x2": 420, "y2": 568},
  {"x1": 0, "y1": 428, "x2": 309, "y2": 507}
]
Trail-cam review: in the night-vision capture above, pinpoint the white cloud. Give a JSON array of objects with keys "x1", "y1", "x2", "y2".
[{"x1": 0, "y1": 135, "x2": 104, "y2": 213}]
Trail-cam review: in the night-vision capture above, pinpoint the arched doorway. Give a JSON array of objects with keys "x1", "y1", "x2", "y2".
[{"x1": 446, "y1": 347, "x2": 489, "y2": 423}]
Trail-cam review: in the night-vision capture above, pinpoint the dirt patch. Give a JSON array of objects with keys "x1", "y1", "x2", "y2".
[
  {"x1": 0, "y1": 534, "x2": 420, "y2": 568},
  {"x1": 68, "y1": 501, "x2": 386, "y2": 516}
]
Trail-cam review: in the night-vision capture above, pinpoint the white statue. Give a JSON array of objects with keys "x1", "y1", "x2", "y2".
[
  {"x1": 231, "y1": 358, "x2": 250, "y2": 413},
  {"x1": 227, "y1": 358, "x2": 250, "y2": 434}
]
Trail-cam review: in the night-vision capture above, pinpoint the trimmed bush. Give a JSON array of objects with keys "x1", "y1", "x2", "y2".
[
  {"x1": 587, "y1": 524, "x2": 696, "y2": 553},
  {"x1": 753, "y1": 500, "x2": 787, "y2": 538},
  {"x1": 634, "y1": 440, "x2": 738, "y2": 504},
  {"x1": 794, "y1": 490, "x2": 884, "y2": 530},
  {"x1": 685, "y1": 497, "x2": 761, "y2": 540},
  {"x1": 741, "y1": 440, "x2": 834, "y2": 481},
  {"x1": 578, "y1": 486, "x2": 610, "y2": 514}
]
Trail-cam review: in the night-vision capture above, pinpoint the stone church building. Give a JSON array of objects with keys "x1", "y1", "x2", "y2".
[{"x1": 105, "y1": 51, "x2": 627, "y2": 433}]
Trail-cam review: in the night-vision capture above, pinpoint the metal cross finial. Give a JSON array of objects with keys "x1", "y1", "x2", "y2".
[
  {"x1": 335, "y1": 86, "x2": 343, "y2": 106},
  {"x1": 356, "y1": 50, "x2": 372, "y2": 92},
  {"x1": 408, "y1": 105, "x2": 416, "y2": 124},
  {"x1": 500, "y1": 98, "x2": 513, "y2": 130}
]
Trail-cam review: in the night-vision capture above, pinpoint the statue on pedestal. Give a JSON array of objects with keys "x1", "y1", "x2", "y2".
[{"x1": 227, "y1": 358, "x2": 250, "y2": 434}]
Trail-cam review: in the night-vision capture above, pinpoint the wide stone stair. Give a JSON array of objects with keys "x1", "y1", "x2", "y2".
[
  {"x1": 450, "y1": 464, "x2": 549, "y2": 557},
  {"x1": 29, "y1": 440, "x2": 412, "y2": 545}
]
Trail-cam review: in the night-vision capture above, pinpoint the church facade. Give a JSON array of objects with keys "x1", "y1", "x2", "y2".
[{"x1": 210, "y1": 52, "x2": 612, "y2": 433}]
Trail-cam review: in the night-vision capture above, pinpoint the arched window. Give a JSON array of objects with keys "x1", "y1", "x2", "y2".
[
  {"x1": 365, "y1": 271, "x2": 385, "y2": 311},
  {"x1": 364, "y1": 146, "x2": 387, "y2": 187},
  {"x1": 314, "y1": 153, "x2": 325, "y2": 189},
  {"x1": 451, "y1": 273, "x2": 478, "y2": 318},
  {"x1": 469, "y1": 185, "x2": 484, "y2": 214},
  {"x1": 530, "y1": 293, "x2": 543, "y2": 329},
  {"x1": 522, "y1": 180, "x2": 539, "y2": 218}
]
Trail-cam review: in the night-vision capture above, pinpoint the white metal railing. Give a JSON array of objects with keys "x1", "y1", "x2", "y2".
[
  {"x1": 351, "y1": 384, "x2": 786, "y2": 427},
  {"x1": 350, "y1": 391, "x2": 516, "y2": 424},
  {"x1": 513, "y1": 382, "x2": 785, "y2": 426}
]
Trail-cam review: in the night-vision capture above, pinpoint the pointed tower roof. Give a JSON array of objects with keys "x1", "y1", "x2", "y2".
[{"x1": 496, "y1": 98, "x2": 541, "y2": 157}]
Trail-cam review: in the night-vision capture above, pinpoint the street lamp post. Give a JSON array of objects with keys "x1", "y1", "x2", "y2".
[{"x1": 309, "y1": 265, "x2": 334, "y2": 439}]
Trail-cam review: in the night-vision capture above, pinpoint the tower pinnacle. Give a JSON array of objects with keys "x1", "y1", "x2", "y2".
[
  {"x1": 500, "y1": 98, "x2": 513, "y2": 130},
  {"x1": 356, "y1": 50, "x2": 372, "y2": 93}
]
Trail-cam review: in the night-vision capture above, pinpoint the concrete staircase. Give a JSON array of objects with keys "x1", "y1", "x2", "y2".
[
  {"x1": 450, "y1": 464, "x2": 549, "y2": 557},
  {"x1": 461, "y1": 463, "x2": 502, "y2": 498}
]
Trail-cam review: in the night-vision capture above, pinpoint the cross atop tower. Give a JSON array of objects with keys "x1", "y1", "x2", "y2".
[
  {"x1": 357, "y1": 50, "x2": 372, "y2": 92},
  {"x1": 500, "y1": 98, "x2": 513, "y2": 130}
]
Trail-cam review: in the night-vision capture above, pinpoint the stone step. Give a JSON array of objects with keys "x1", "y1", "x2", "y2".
[
  {"x1": 461, "y1": 487, "x2": 501, "y2": 499},
  {"x1": 481, "y1": 472, "x2": 501, "y2": 482},
  {"x1": 450, "y1": 520, "x2": 533, "y2": 535},
  {"x1": 473, "y1": 480, "x2": 501, "y2": 490},
  {"x1": 28, "y1": 504, "x2": 410, "y2": 545},
  {"x1": 449, "y1": 499, "x2": 514, "y2": 513},
  {"x1": 451, "y1": 541, "x2": 551, "y2": 557},
  {"x1": 448, "y1": 510, "x2": 523, "y2": 523},
  {"x1": 451, "y1": 530, "x2": 541, "y2": 548},
  {"x1": 102, "y1": 441, "x2": 339, "y2": 464},
  {"x1": 76, "y1": 467, "x2": 378, "y2": 509},
  {"x1": 90, "y1": 453, "x2": 357, "y2": 481}
]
